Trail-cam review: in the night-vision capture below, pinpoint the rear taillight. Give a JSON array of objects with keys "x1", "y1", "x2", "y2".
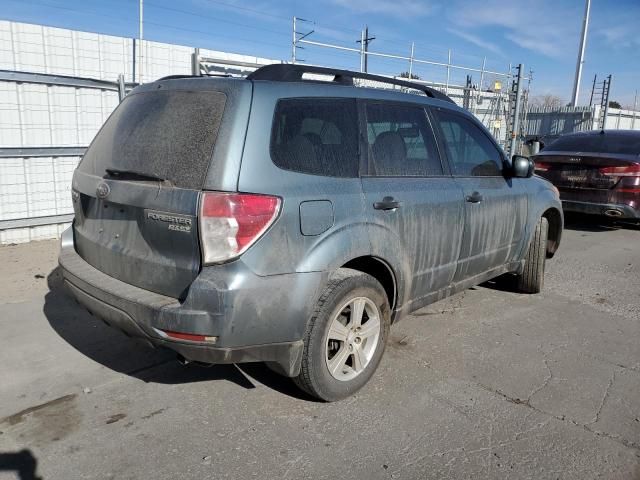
[
  {"x1": 599, "y1": 164, "x2": 640, "y2": 177},
  {"x1": 199, "y1": 191, "x2": 281, "y2": 264},
  {"x1": 534, "y1": 161, "x2": 550, "y2": 172}
]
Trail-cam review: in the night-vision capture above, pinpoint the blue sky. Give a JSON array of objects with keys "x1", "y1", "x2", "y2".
[{"x1": 3, "y1": 0, "x2": 639, "y2": 106}]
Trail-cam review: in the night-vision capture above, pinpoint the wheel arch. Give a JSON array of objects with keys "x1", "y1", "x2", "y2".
[
  {"x1": 341, "y1": 256, "x2": 398, "y2": 315},
  {"x1": 542, "y1": 207, "x2": 563, "y2": 258}
]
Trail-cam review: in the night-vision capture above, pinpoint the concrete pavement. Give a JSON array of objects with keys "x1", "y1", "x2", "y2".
[{"x1": 0, "y1": 215, "x2": 638, "y2": 479}]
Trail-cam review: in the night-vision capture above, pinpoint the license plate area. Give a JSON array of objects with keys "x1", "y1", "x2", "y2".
[
  {"x1": 552, "y1": 166, "x2": 614, "y2": 189},
  {"x1": 560, "y1": 168, "x2": 590, "y2": 184}
]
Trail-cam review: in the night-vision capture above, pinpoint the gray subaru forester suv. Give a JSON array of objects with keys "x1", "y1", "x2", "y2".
[{"x1": 59, "y1": 64, "x2": 563, "y2": 401}]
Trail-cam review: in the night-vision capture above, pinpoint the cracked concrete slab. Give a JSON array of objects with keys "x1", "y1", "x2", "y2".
[
  {"x1": 591, "y1": 368, "x2": 640, "y2": 450},
  {"x1": 0, "y1": 217, "x2": 639, "y2": 479}
]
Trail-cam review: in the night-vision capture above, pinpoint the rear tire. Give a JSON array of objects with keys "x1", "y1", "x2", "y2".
[
  {"x1": 294, "y1": 268, "x2": 390, "y2": 402},
  {"x1": 517, "y1": 217, "x2": 548, "y2": 294}
]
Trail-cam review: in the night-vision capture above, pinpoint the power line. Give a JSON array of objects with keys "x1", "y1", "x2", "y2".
[
  {"x1": 6, "y1": 0, "x2": 136, "y2": 26},
  {"x1": 195, "y1": 0, "x2": 291, "y2": 22},
  {"x1": 143, "y1": 20, "x2": 287, "y2": 52},
  {"x1": 144, "y1": 1, "x2": 291, "y2": 38}
]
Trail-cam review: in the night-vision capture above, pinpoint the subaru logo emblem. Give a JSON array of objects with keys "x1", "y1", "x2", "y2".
[{"x1": 96, "y1": 182, "x2": 110, "y2": 199}]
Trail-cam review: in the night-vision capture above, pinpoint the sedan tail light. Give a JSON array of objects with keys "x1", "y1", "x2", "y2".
[
  {"x1": 599, "y1": 164, "x2": 640, "y2": 177},
  {"x1": 534, "y1": 161, "x2": 551, "y2": 172},
  {"x1": 199, "y1": 192, "x2": 281, "y2": 264}
]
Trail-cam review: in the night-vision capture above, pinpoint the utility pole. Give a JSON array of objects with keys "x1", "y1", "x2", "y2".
[
  {"x1": 292, "y1": 16, "x2": 297, "y2": 64},
  {"x1": 571, "y1": 0, "x2": 591, "y2": 106},
  {"x1": 138, "y1": 0, "x2": 144, "y2": 82},
  {"x1": 509, "y1": 64, "x2": 524, "y2": 157},
  {"x1": 291, "y1": 17, "x2": 313, "y2": 64},
  {"x1": 356, "y1": 26, "x2": 375, "y2": 73}
]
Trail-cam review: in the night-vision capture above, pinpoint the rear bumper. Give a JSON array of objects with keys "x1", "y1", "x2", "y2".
[
  {"x1": 561, "y1": 200, "x2": 640, "y2": 219},
  {"x1": 58, "y1": 227, "x2": 324, "y2": 376}
]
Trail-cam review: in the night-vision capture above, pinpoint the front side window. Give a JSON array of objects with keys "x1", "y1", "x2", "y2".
[
  {"x1": 365, "y1": 103, "x2": 443, "y2": 176},
  {"x1": 270, "y1": 98, "x2": 359, "y2": 177},
  {"x1": 434, "y1": 110, "x2": 504, "y2": 177}
]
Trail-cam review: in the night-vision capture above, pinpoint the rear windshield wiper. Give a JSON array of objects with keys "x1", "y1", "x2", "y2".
[{"x1": 105, "y1": 168, "x2": 166, "y2": 182}]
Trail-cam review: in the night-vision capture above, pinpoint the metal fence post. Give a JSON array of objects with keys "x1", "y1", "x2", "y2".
[
  {"x1": 445, "y1": 49, "x2": 451, "y2": 95},
  {"x1": 117, "y1": 74, "x2": 126, "y2": 101},
  {"x1": 408, "y1": 42, "x2": 415, "y2": 78},
  {"x1": 138, "y1": 0, "x2": 144, "y2": 82},
  {"x1": 132, "y1": 38, "x2": 136, "y2": 83},
  {"x1": 191, "y1": 48, "x2": 200, "y2": 76},
  {"x1": 632, "y1": 90, "x2": 638, "y2": 130}
]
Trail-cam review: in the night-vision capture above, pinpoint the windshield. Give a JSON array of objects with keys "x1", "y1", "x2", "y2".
[{"x1": 78, "y1": 89, "x2": 227, "y2": 189}]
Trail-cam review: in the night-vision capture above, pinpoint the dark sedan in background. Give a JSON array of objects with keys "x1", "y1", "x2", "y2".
[{"x1": 533, "y1": 130, "x2": 640, "y2": 220}]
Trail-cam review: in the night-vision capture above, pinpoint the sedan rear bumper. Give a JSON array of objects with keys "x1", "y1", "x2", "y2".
[{"x1": 561, "y1": 200, "x2": 640, "y2": 219}]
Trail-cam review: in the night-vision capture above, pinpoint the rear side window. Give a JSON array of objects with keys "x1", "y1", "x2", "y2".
[
  {"x1": 270, "y1": 98, "x2": 359, "y2": 177},
  {"x1": 434, "y1": 109, "x2": 503, "y2": 177},
  {"x1": 79, "y1": 90, "x2": 226, "y2": 189},
  {"x1": 365, "y1": 103, "x2": 443, "y2": 176}
]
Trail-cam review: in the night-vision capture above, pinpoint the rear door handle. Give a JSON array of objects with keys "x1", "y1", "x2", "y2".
[
  {"x1": 465, "y1": 192, "x2": 483, "y2": 203},
  {"x1": 373, "y1": 196, "x2": 402, "y2": 211}
]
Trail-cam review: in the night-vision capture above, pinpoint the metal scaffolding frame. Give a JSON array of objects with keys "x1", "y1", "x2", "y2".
[
  {"x1": 291, "y1": 17, "x2": 518, "y2": 91},
  {"x1": 290, "y1": 17, "x2": 530, "y2": 153}
]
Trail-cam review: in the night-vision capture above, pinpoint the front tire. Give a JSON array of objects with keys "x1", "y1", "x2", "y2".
[
  {"x1": 517, "y1": 216, "x2": 548, "y2": 294},
  {"x1": 294, "y1": 268, "x2": 390, "y2": 401}
]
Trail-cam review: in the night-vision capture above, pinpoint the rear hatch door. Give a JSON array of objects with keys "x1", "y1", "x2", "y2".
[{"x1": 72, "y1": 82, "x2": 230, "y2": 299}]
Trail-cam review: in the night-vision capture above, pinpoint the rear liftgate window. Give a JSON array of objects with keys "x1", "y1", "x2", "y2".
[
  {"x1": 78, "y1": 90, "x2": 226, "y2": 189},
  {"x1": 270, "y1": 98, "x2": 359, "y2": 177}
]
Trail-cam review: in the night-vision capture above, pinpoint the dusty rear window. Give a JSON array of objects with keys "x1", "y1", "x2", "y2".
[
  {"x1": 79, "y1": 90, "x2": 226, "y2": 189},
  {"x1": 545, "y1": 134, "x2": 640, "y2": 156}
]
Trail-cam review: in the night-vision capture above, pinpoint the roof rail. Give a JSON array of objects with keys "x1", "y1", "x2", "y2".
[
  {"x1": 157, "y1": 73, "x2": 232, "y2": 81},
  {"x1": 247, "y1": 64, "x2": 455, "y2": 104}
]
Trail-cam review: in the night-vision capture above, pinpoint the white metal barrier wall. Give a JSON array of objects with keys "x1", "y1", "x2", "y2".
[
  {"x1": 0, "y1": 20, "x2": 279, "y2": 244},
  {"x1": 1, "y1": 20, "x2": 639, "y2": 244},
  {"x1": 523, "y1": 104, "x2": 640, "y2": 142}
]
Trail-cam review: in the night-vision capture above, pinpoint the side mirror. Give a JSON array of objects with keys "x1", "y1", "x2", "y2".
[{"x1": 511, "y1": 155, "x2": 534, "y2": 178}]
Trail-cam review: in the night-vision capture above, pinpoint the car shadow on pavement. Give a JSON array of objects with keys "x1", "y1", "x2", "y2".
[
  {"x1": 0, "y1": 450, "x2": 42, "y2": 480},
  {"x1": 43, "y1": 267, "x2": 312, "y2": 400},
  {"x1": 479, "y1": 274, "x2": 520, "y2": 293},
  {"x1": 563, "y1": 212, "x2": 640, "y2": 232}
]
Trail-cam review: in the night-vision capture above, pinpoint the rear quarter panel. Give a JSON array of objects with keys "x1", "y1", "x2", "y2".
[{"x1": 237, "y1": 82, "x2": 372, "y2": 276}]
